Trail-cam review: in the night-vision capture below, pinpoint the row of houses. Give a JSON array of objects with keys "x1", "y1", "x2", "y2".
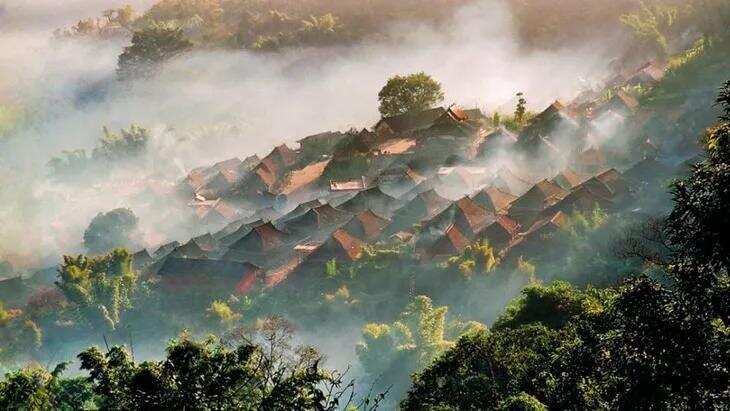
[
  {"x1": 139, "y1": 157, "x2": 666, "y2": 301},
  {"x1": 133, "y1": 59, "x2": 678, "y2": 299}
]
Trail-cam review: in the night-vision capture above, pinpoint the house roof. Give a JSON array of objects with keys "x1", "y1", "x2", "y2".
[
  {"x1": 477, "y1": 215, "x2": 520, "y2": 249},
  {"x1": 227, "y1": 222, "x2": 289, "y2": 253},
  {"x1": 494, "y1": 214, "x2": 520, "y2": 234},
  {"x1": 157, "y1": 258, "x2": 260, "y2": 293},
  {"x1": 192, "y1": 233, "x2": 218, "y2": 251},
  {"x1": 208, "y1": 200, "x2": 241, "y2": 221},
  {"x1": 377, "y1": 165, "x2": 428, "y2": 197},
  {"x1": 219, "y1": 219, "x2": 264, "y2": 247},
  {"x1": 376, "y1": 138, "x2": 417, "y2": 155},
  {"x1": 595, "y1": 168, "x2": 626, "y2": 191},
  {"x1": 503, "y1": 211, "x2": 569, "y2": 259},
  {"x1": 418, "y1": 189, "x2": 452, "y2": 217},
  {"x1": 281, "y1": 204, "x2": 350, "y2": 232},
  {"x1": 452, "y1": 197, "x2": 491, "y2": 231},
  {"x1": 375, "y1": 107, "x2": 447, "y2": 134},
  {"x1": 330, "y1": 228, "x2": 365, "y2": 260},
  {"x1": 438, "y1": 166, "x2": 490, "y2": 183},
  {"x1": 264, "y1": 256, "x2": 304, "y2": 288},
  {"x1": 171, "y1": 239, "x2": 208, "y2": 259},
  {"x1": 428, "y1": 224, "x2": 470, "y2": 257},
  {"x1": 400, "y1": 177, "x2": 440, "y2": 201},
  {"x1": 385, "y1": 188, "x2": 451, "y2": 235},
  {"x1": 426, "y1": 105, "x2": 482, "y2": 138},
  {"x1": 338, "y1": 186, "x2": 401, "y2": 215},
  {"x1": 278, "y1": 200, "x2": 325, "y2": 223},
  {"x1": 213, "y1": 157, "x2": 242, "y2": 173},
  {"x1": 492, "y1": 167, "x2": 532, "y2": 196},
  {"x1": 270, "y1": 144, "x2": 297, "y2": 167},
  {"x1": 153, "y1": 241, "x2": 180, "y2": 258},
  {"x1": 519, "y1": 100, "x2": 579, "y2": 146},
  {"x1": 184, "y1": 156, "x2": 257, "y2": 197},
  {"x1": 463, "y1": 108, "x2": 488, "y2": 122},
  {"x1": 549, "y1": 183, "x2": 615, "y2": 216},
  {"x1": 471, "y1": 187, "x2": 518, "y2": 213},
  {"x1": 132, "y1": 249, "x2": 153, "y2": 267},
  {"x1": 447, "y1": 105, "x2": 468, "y2": 121},
  {"x1": 574, "y1": 147, "x2": 607, "y2": 170},
  {"x1": 298, "y1": 131, "x2": 346, "y2": 146},
  {"x1": 481, "y1": 126, "x2": 518, "y2": 146},
  {"x1": 254, "y1": 164, "x2": 278, "y2": 190},
  {"x1": 185, "y1": 169, "x2": 210, "y2": 192},
  {"x1": 551, "y1": 168, "x2": 586, "y2": 191},
  {"x1": 330, "y1": 177, "x2": 368, "y2": 191},
  {"x1": 254, "y1": 144, "x2": 297, "y2": 189},
  {"x1": 511, "y1": 180, "x2": 569, "y2": 210},
  {"x1": 343, "y1": 210, "x2": 391, "y2": 241},
  {"x1": 276, "y1": 159, "x2": 330, "y2": 195},
  {"x1": 420, "y1": 196, "x2": 493, "y2": 242},
  {"x1": 523, "y1": 210, "x2": 569, "y2": 235}
]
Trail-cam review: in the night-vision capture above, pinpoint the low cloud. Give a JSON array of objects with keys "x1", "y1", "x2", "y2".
[{"x1": 0, "y1": 0, "x2": 623, "y2": 269}]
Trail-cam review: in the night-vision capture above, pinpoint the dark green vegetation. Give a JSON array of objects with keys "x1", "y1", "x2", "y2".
[
  {"x1": 0, "y1": 320, "x2": 384, "y2": 410},
  {"x1": 83, "y1": 209, "x2": 139, "y2": 255},
  {"x1": 117, "y1": 24, "x2": 193, "y2": 79}
]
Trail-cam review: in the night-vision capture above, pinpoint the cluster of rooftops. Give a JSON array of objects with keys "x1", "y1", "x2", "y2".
[{"x1": 119, "y1": 59, "x2": 687, "y2": 297}]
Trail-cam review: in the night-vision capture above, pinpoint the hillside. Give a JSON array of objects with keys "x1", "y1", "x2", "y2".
[
  {"x1": 0, "y1": 1, "x2": 729, "y2": 409},
  {"x1": 56, "y1": 0, "x2": 648, "y2": 51}
]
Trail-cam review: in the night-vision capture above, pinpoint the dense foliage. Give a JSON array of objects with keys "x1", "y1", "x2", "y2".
[
  {"x1": 55, "y1": 249, "x2": 138, "y2": 330},
  {"x1": 48, "y1": 125, "x2": 150, "y2": 177},
  {"x1": 377, "y1": 72, "x2": 444, "y2": 117},
  {"x1": 117, "y1": 24, "x2": 193, "y2": 79},
  {"x1": 1, "y1": 321, "x2": 384, "y2": 410},
  {"x1": 83, "y1": 209, "x2": 139, "y2": 255}
]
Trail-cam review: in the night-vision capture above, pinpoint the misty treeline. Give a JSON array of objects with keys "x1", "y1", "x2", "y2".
[
  {"x1": 47, "y1": 124, "x2": 149, "y2": 177},
  {"x1": 50, "y1": 0, "x2": 730, "y2": 79},
  {"x1": 0, "y1": 317, "x2": 385, "y2": 410}
]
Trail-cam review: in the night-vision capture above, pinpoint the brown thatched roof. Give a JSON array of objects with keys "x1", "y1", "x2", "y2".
[{"x1": 375, "y1": 107, "x2": 447, "y2": 134}]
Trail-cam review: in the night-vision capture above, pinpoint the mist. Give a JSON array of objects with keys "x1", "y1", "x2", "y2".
[{"x1": 0, "y1": 0, "x2": 622, "y2": 270}]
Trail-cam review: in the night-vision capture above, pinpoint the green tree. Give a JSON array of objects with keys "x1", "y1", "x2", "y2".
[
  {"x1": 357, "y1": 296, "x2": 484, "y2": 402},
  {"x1": 295, "y1": 13, "x2": 345, "y2": 46},
  {"x1": 0, "y1": 364, "x2": 94, "y2": 411},
  {"x1": 92, "y1": 124, "x2": 149, "y2": 161},
  {"x1": 75, "y1": 323, "x2": 383, "y2": 410},
  {"x1": 514, "y1": 92, "x2": 527, "y2": 124},
  {"x1": 117, "y1": 23, "x2": 192, "y2": 79},
  {"x1": 55, "y1": 249, "x2": 138, "y2": 330},
  {"x1": 377, "y1": 72, "x2": 444, "y2": 117},
  {"x1": 443, "y1": 239, "x2": 499, "y2": 278},
  {"x1": 0, "y1": 302, "x2": 42, "y2": 368},
  {"x1": 83, "y1": 208, "x2": 139, "y2": 255},
  {"x1": 492, "y1": 281, "x2": 608, "y2": 331},
  {"x1": 498, "y1": 392, "x2": 548, "y2": 411},
  {"x1": 620, "y1": 1, "x2": 678, "y2": 57}
]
